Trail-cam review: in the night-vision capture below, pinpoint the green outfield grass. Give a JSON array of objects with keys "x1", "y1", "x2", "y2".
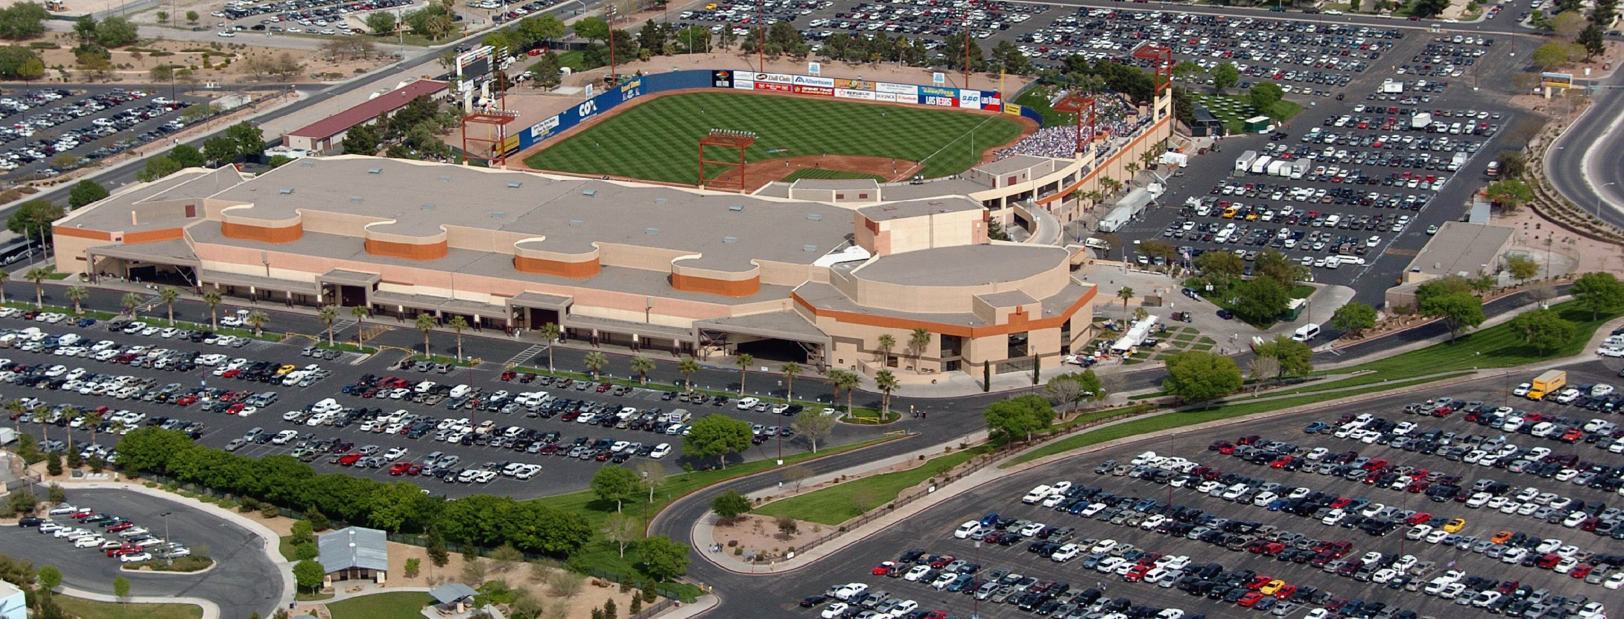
[
  {"x1": 524, "y1": 92, "x2": 1025, "y2": 184},
  {"x1": 781, "y1": 168, "x2": 890, "y2": 182}
]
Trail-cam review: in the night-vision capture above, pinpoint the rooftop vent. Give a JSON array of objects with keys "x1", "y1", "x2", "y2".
[
  {"x1": 507, "y1": 182, "x2": 522, "y2": 189},
  {"x1": 301, "y1": 160, "x2": 316, "y2": 168},
  {"x1": 582, "y1": 189, "x2": 597, "y2": 198},
  {"x1": 806, "y1": 213, "x2": 823, "y2": 221},
  {"x1": 421, "y1": 203, "x2": 436, "y2": 210},
  {"x1": 491, "y1": 211, "x2": 506, "y2": 218},
  {"x1": 279, "y1": 188, "x2": 294, "y2": 195},
  {"x1": 803, "y1": 245, "x2": 818, "y2": 252},
  {"x1": 438, "y1": 175, "x2": 451, "y2": 182},
  {"x1": 568, "y1": 220, "x2": 584, "y2": 227},
  {"x1": 349, "y1": 196, "x2": 364, "y2": 203},
  {"x1": 728, "y1": 204, "x2": 744, "y2": 212},
  {"x1": 723, "y1": 236, "x2": 738, "y2": 243},
  {"x1": 645, "y1": 228, "x2": 659, "y2": 235},
  {"x1": 654, "y1": 198, "x2": 668, "y2": 205},
  {"x1": 367, "y1": 167, "x2": 382, "y2": 174}
]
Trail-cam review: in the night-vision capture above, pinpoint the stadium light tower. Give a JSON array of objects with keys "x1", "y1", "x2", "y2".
[{"x1": 757, "y1": 0, "x2": 765, "y2": 72}]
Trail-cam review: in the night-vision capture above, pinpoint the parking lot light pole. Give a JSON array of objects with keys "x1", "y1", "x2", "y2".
[
  {"x1": 1598, "y1": 182, "x2": 1616, "y2": 217},
  {"x1": 159, "y1": 511, "x2": 172, "y2": 566}
]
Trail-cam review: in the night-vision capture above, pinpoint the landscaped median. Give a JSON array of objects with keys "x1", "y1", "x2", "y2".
[
  {"x1": 753, "y1": 446, "x2": 991, "y2": 526},
  {"x1": 55, "y1": 596, "x2": 203, "y2": 619}
]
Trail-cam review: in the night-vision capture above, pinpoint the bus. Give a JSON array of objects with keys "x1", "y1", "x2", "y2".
[{"x1": 0, "y1": 231, "x2": 39, "y2": 266}]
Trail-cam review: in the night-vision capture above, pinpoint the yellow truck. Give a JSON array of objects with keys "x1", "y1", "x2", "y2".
[{"x1": 1528, "y1": 370, "x2": 1567, "y2": 400}]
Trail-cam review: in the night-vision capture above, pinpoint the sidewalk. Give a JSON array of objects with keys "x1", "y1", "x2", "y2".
[{"x1": 1318, "y1": 294, "x2": 1576, "y2": 371}]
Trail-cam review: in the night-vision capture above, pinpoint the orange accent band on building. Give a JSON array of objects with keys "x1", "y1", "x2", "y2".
[
  {"x1": 513, "y1": 256, "x2": 601, "y2": 278},
  {"x1": 221, "y1": 222, "x2": 304, "y2": 244},
  {"x1": 793, "y1": 286, "x2": 1097, "y2": 338},
  {"x1": 364, "y1": 238, "x2": 448, "y2": 261},
  {"x1": 670, "y1": 273, "x2": 760, "y2": 297},
  {"x1": 123, "y1": 228, "x2": 186, "y2": 244},
  {"x1": 52, "y1": 226, "x2": 114, "y2": 241}
]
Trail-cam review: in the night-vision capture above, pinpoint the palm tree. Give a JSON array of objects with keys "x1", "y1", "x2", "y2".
[
  {"x1": 583, "y1": 351, "x2": 607, "y2": 380},
  {"x1": 446, "y1": 315, "x2": 469, "y2": 361},
  {"x1": 908, "y1": 328, "x2": 933, "y2": 370},
  {"x1": 677, "y1": 358, "x2": 699, "y2": 391},
  {"x1": 59, "y1": 405, "x2": 78, "y2": 456},
  {"x1": 86, "y1": 411, "x2": 104, "y2": 448},
  {"x1": 1117, "y1": 286, "x2": 1135, "y2": 312},
  {"x1": 23, "y1": 267, "x2": 50, "y2": 308},
  {"x1": 875, "y1": 333, "x2": 896, "y2": 366},
  {"x1": 350, "y1": 305, "x2": 369, "y2": 348},
  {"x1": 120, "y1": 292, "x2": 142, "y2": 317},
  {"x1": 630, "y1": 356, "x2": 654, "y2": 385},
  {"x1": 874, "y1": 370, "x2": 898, "y2": 418},
  {"x1": 1140, "y1": 148, "x2": 1158, "y2": 170},
  {"x1": 244, "y1": 310, "x2": 269, "y2": 337},
  {"x1": 538, "y1": 322, "x2": 561, "y2": 372},
  {"x1": 64, "y1": 286, "x2": 87, "y2": 315},
  {"x1": 835, "y1": 370, "x2": 862, "y2": 415},
  {"x1": 734, "y1": 353, "x2": 754, "y2": 395},
  {"x1": 782, "y1": 361, "x2": 802, "y2": 403},
  {"x1": 0, "y1": 268, "x2": 8, "y2": 305},
  {"x1": 319, "y1": 305, "x2": 339, "y2": 347},
  {"x1": 1125, "y1": 162, "x2": 1140, "y2": 180},
  {"x1": 5, "y1": 399, "x2": 25, "y2": 437},
  {"x1": 158, "y1": 286, "x2": 180, "y2": 324},
  {"x1": 414, "y1": 313, "x2": 438, "y2": 357},
  {"x1": 32, "y1": 404, "x2": 47, "y2": 446},
  {"x1": 203, "y1": 290, "x2": 223, "y2": 330}
]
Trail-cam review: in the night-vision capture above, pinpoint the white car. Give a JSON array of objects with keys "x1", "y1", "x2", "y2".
[
  {"x1": 1051, "y1": 544, "x2": 1081, "y2": 562},
  {"x1": 649, "y1": 443, "x2": 672, "y2": 459},
  {"x1": 1605, "y1": 572, "x2": 1624, "y2": 589},
  {"x1": 74, "y1": 536, "x2": 105, "y2": 548},
  {"x1": 930, "y1": 572, "x2": 957, "y2": 590},
  {"x1": 903, "y1": 565, "x2": 931, "y2": 581},
  {"x1": 119, "y1": 552, "x2": 152, "y2": 563},
  {"x1": 954, "y1": 521, "x2": 982, "y2": 539},
  {"x1": 735, "y1": 397, "x2": 760, "y2": 410},
  {"x1": 821, "y1": 603, "x2": 848, "y2": 619}
]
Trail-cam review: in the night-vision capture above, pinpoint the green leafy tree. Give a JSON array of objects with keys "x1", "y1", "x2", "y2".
[
  {"x1": 292, "y1": 560, "x2": 325, "y2": 593},
  {"x1": 366, "y1": 10, "x2": 396, "y2": 34},
  {"x1": 1496, "y1": 151, "x2": 1528, "y2": 179},
  {"x1": 709, "y1": 489, "x2": 751, "y2": 520},
  {"x1": 1249, "y1": 81, "x2": 1285, "y2": 112},
  {"x1": 1533, "y1": 41, "x2": 1573, "y2": 68},
  {"x1": 637, "y1": 535, "x2": 689, "y2": 581},
  {"x1": 137, "y1": 155, "x2": 181, "y2": 181},
  {"x1": 290, "y1": 520, "x2": 314, "y2": 545},
  {"x1": 682, "y1": 415, "x2": 752, "y2": 469},
  {"x1": 1330, "y1": 302, "x2": 1377, "y2": 336},
  {"x1": 1195, "y1": 251, "x2": 1243, "y2": 284},
  {"x1": 7, "y1": 199, "x2": 62, "y2": 239},
  {"x1": 1505, "y1": 255, "x2": 1540, "y2": 281},
  {"x1": 1210, "y1": 62, "x2": 1239, "y2": 93},
  {"x1": 983, "y1": 394, "x2": 1055, "y2": 443},
  {"x1": 590, "y1": 466, "x2": 641, "y2": 512},
  {"x1": 1572, "y1": 272, "x2": 1624, "y2": 319},
  {"x1": 0, "y1": 2, "x2": 49, "y2": 40},
  {"x1": 426, "y1": 527, "x2": 449, "y2": 567},
  {"x1": 603, "y1": 512, "x2": 641, "y2": 558},
  {"x1": 67, "y1": 179, "x2": 109, "y2": 208},
  {"x1": 1419, "y1": 291, "x2": 1485, "y2": 342},
  {"x1": 112, "y1": 575, "x2": 130, "y2": 603},
  {"x1": 37, "y1": 564, "x2": 61, "y2": 591},
  {"x1": 1413, "y1": 0, "x2": 1451, "y2": 17},
  {"x1": 1252, "y1": 335, "x2": 1313, "y2": 377},
  {"x1": 1485, "y1": 179, "x2": 1534, "y2": 210},
  {"x1": 1580, "y1": 24, "x2": 1606, "y2": 58},
  {"x1": 790, "y1": 409, "x2": 835, "y2": 453},
  {"x1": 226, "y1": 122, "x2": 265, "y2": 159},
  {"x1": 0, "y1": 46, "x2": 43, "y2": 79},
  {"x1": 93, "y1": 15, "x2": 138, "y2": 47},
  {"x1": 342, "y1": 123, "x2": 380, "y2": 155},
  {"x1": 1162, "y1": 351, "x2": 1243, "y2": 406},
  {"x1": 572, "y1": 16, "x2": 609, "y2": 45},
  {"x1": 1234, "y1": 275, "x2": 1291, "y2": 325},
  {"x1": 1509, "y1": 307, "x2": 1577, "y2": 355},
  {"x1": 185, "y1": 10, "x2": 199, "y2": 23}
]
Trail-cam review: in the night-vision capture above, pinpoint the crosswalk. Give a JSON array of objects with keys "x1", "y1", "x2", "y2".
[{"x1": 505, "y1": 344, "x2": 547, "y2": 368}]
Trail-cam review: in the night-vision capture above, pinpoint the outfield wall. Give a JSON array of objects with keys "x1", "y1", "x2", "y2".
[{"x1": 509, "y1": 69, "x2": 1007, "y2": 156}]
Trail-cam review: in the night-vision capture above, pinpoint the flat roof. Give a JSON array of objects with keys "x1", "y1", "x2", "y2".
[
  {"x1": 1408, "y1": 221, "x2": 1514, "y2": 277},
  {"x1": 858, "y1": 196, "x2": 982, "y2": 222},
  {"x1": 56, "y1": 167, "x2": 244, "y2": 234},
  {"x1": 791, "y1": 178, "x2": 879, "y2": 191},
  {"x1": 289, "y1": 80, "x2": 447, "y2": 139},
  {"x1": 974, "y1": 154, "x2": 1062, "y2": 176},
  {"x1": 214, "y1": 157, "x2": 853, "y2": 273},
  {"x1": 853, "y1": 244, "x2": 1068, "y2": 287}
]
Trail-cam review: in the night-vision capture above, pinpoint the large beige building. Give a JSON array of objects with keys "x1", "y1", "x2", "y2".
[{"x1": 51, "y1": 91, "x2": 1173, "y2": 379}]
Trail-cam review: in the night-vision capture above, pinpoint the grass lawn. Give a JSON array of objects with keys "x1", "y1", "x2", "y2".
[
  {"x1": 1191, "y1": 93, "x2": 1260, "y2": 134},
  {"x1": 1328, "y1": 300, "x2": 1621, "y2": 381},
  {"x1": 781, "y1": 168, "x2": 890, "y2": 183},
  {"x1": 325, "y1": 592, "x2": 433, "y2": 619},
  {"x1": 556, "y1": 50, "x2": 587, "y2": 71},
  {"x1": 1003, "y1": 373, "x2": 1460, "y2": 467},
  {"x1": 524, "y1": 92, "x2": 1024, "y2": 183},
  {"x1": 56, "y1": 596, "x2": 202, "y2": 619},
  {"x1": 1012, "y1": 88, "x2": 1066, "y2": 126},
  {"x1": 278, "y1": 535, "x2": 298, "y2": 561},
  {"x1": 755, "y1": 447, "x2": 988, "y2": 525}
]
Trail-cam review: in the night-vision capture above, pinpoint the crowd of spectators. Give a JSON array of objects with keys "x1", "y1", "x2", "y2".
[{"x1": 992, "y1": 92, "x2": 1152, "y2": 161}]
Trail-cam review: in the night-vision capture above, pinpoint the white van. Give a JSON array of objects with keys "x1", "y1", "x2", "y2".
[
  {"x1": 1292, "y1": 324, "x2": 1321, "y2": 342},
  {"x1": 1022, "y1": 485, "x2": 1054, "y2": 504}
]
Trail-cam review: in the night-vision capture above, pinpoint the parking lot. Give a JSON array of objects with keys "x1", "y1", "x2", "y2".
[
  {"x1": 0, "y1": 311, "x2": 877, "y2": 498},
  {"x1": 778, "y1": 361, "x2": 1624, "y2": 619},
  {"x1": 0, "y1": 87, "x2": 206, "y2": 180}
]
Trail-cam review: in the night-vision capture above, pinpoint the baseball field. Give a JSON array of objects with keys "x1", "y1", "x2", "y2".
[{"x1": 521, "y1": 91, "x2": 1026, "y2": 186}]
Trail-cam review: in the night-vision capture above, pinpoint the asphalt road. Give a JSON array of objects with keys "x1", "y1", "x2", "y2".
[
  {"x1": 684, "y1": 362, "x2": 1624, "y2": 619},
  {"x1": 0, "y1": 488, "x2": 282, "y2": 619},
  {"x1": 1543, "y1": 65, "x2": 1624, "y2": 230}
]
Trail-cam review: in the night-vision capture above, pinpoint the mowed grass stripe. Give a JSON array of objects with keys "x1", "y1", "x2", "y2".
[{"x1": 525, "y1": 92, "x2": 1024, "y2": 184}]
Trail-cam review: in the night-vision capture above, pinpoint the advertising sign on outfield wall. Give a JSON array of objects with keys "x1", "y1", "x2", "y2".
[{"x1": 513, "y1": 69, "x2": 1002, "y2": 156}]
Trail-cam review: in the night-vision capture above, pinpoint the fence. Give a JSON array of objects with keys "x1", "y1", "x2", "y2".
[{"x1": 762, "y1": 404, "x2": 1155, "y2": 560}]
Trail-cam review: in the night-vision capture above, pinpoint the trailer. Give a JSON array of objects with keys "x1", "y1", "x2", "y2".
[
  {"x1": 1450, "y1": 152, "x2": 1469, "y2": 171},
  {"x1": 1381, "y1": 79, "x2": 1405, "y2": 93},
  {"x1": 1235, "y1": 150, "x2": 1259, "y2": 173},
  {"x1": 1250, "y1": 155, "x2": 1273, "y2": 175},
  {"x1": 1243, "y1": 116, "x2": 1273, "y2": 133},
  {"x1": 1411, "y1": 112, "x2": 1433, "y2": 130},
  {"x1": 1289, "y1": 159, "x2": 1311, "y2": 179}
]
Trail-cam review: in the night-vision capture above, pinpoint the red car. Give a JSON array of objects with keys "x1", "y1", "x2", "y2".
[
  {"x1": 1571, "y1": 564, "x2": 1594, "y2": 578},
  {"x1": 1330, "y1": 497, "x2": 1353, "y2": 509},
  {"x1": 388, "y1": 461, "x2": 412, "y2": 475},
  {"x1": 106, "y1": 544, "x2": 139, "y2": 556},
  {"x1": 1270, "y1": 456, "x2": 1293, "y2": 469},
  {"x1": 1273, "y1": 584, "x2": 1297, "y2": 600},
  {"x1": 338, "y1": 452, "x2": 363, "y2": 466},
  {"x1": 500, "y1": 371, "x2": 516, "y2": 381},
  {"x1": 1406, "y1": 512, "x2": 1432, "y2": 525},
  {"x1": 928, "y1": 555, "x2": 955, "y2": 569},
  {"x1": 872, "y1": 562, "x2": 897, "y2": 576},
  {"x1": 1123, "y1": 565, "x2": 1151, "y2": 582},
  {"x1": 406, "y1": 464, "x2": 423, "y2": 476},
  {"x1": 106, "y1": 522, "x2": 135, "y2": 532},
  {"x1": 1245, "y1": 575, "x2": 1272, "y2": 590},
  {"x1": 1237, "y1": 592, "x2": 1265, "y2": 607}
]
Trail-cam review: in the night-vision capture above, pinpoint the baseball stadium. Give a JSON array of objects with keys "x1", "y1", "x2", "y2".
[{"x1": 53, "y1": 58, "x2": 1176, "y2": 381}]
